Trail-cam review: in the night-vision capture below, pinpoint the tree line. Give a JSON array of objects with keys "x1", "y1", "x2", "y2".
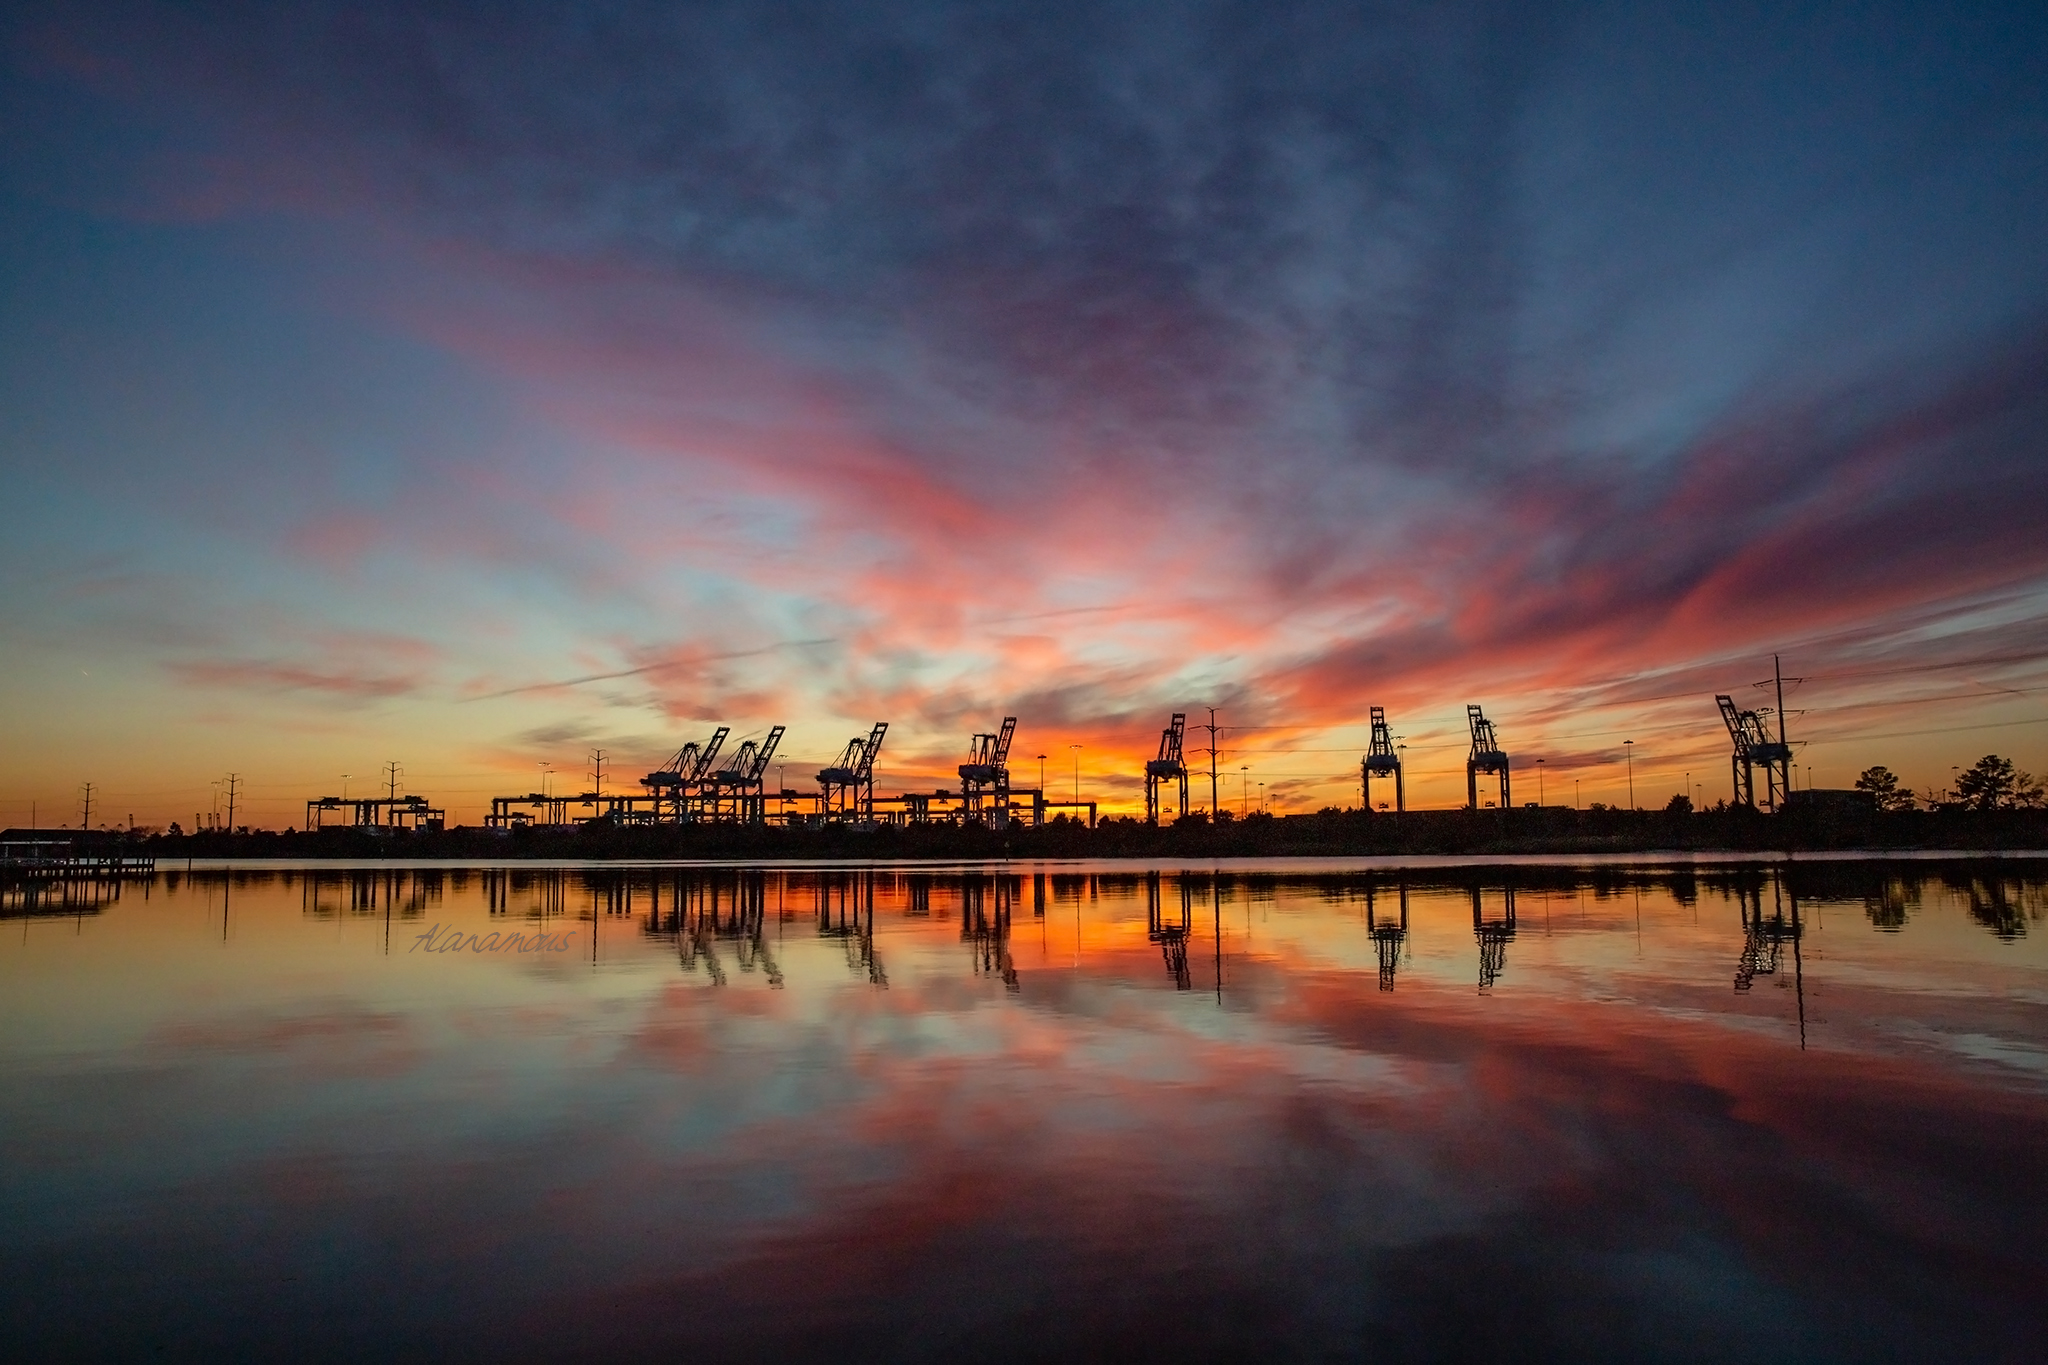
[{"x1": 1853, "y1": 754, "x2": 2045, "y2": 813}]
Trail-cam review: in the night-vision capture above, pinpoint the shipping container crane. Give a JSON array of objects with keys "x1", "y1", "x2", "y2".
[
  {"x1": 957, "y1": 716, "x2": 1017, "y2": 826},
  {"x1": 1144, "y1": 712, "x2": 1189, "y2": 824},
  {"x1": 1472, "y1": 885, "x2": 1517, "y2": 991},
  {"x1": 1717, "y1": 695, "x2": 1792, "y2": 811},
  {"x1": 1465, "y1": 705, "x2": 1510, "y2": 810},
  {"x1": 640, "y1": 726, "x2": 729, "y2": 822},
  {"x1": 817, "y1": 722, "x2": 888, "y2": 820},
  {"x1": 1361, "y1": 706, "x2": 1404, "y2": 812},
  {"x1": 708, "y1": 725, "x2": 785, "y2": 823}
]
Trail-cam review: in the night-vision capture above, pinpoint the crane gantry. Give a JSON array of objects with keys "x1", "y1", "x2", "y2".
[
  {"x1": 817, "y1": 723, "x2": 888, "y2": 821},
  {"x1": 1465, "y1": 705, "x2": 1510, "y2": 810},
  {"x1": 958, "y1": 716, "x2": 1017, "y2": 827},
  {"x1": 1361, "y1": 706, "x2": 1404, "y2": 812},
  {"x1": 1144, "y1": 713, "x2": 1189, "y2": 824}
]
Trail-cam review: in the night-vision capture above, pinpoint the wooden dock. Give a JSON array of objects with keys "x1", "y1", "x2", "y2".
[{"x1": 0, "y1": 833, "x2": 156, "y2": 880}]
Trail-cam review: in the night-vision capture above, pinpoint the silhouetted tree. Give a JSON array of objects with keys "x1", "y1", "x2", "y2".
[
  {"x1": 1664, "y1": 793, "x2": 1693, "y2": 814},
  {"x1": 1852, "y1": 765, "x2": 1915, "y2": 813},
  {"x1": 1954, "y1": 755, "x2": 2045, "y2": 812}
]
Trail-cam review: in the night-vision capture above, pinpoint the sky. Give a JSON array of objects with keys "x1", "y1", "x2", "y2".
[{"x1": 3, "y1": 0, "x2": 2047, "y2": 829}]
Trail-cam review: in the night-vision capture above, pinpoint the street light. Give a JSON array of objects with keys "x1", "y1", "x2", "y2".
[
  {"x1": 1038, "y1": 753, "x2": 1046, "y2": 793},
  {"x1": 1624, "y1": 740, "x2": 1635, "y2": 810},
  {"x1": 1536, "y1": 758, "x2": 1544, "y2": 806},
  {"x1": 1070, "y1": 745, "x2": 1082, "y2": 801},
  {"x1": 1240, "y1": 766, "x2": 1249, "y2": 819}
]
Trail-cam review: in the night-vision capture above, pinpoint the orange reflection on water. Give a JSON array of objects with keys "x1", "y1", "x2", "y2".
[{"x1": 3, "y1": 858, "x2": 2045, "y2": 1358}]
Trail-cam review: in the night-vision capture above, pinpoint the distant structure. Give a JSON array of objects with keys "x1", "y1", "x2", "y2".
[
  {"x1": 1367, "y1": 879, "x2": 1409, "y2": 991},
  {"x1": 1472, "y1": 885, "x2": 1517, "y2": 990},
  {"x1": 1716, "y1": 660, "x2": 1796, "y2": 811},
  {"x1": 1145, "y1": 871, "x2": 1193, "y2": 989},
  {"x1": 1465, "y1": 705, "x2": 1510, "y2": 809},
  {"x1": 641, "y1": 726, "x2": 729, "y2": 822},
  {"x1": 1361, "y1": 706, "x2": 1404, "y2": 812},
  {"x1": 957, "y1": 717, "x2": 1017, "y2": 827},
  {"x1": 706, "y1": 725, "x2": 784, "y2": 823},
  {"x1": 306, "y1": 793, "x2": 446, "y2": 833},
  {"x1": 1144, "y1": 713, "x2": 1189, "y2": 824},
  {"x1": 818, "y1": 723, "x2": 888, "y2": 821}
]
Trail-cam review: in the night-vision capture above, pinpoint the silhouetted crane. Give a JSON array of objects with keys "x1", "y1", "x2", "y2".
[
  {"x1": 640, "y1": 726, "x2": 729, "y2": 822},
  {"x1": 709, "y1": 725, "x2": 785, "y2": 823},
  {"x1": 958, "y1": 716, "x2": 1017, "y2": 827},
  {"x1": 817, "y1": 722, "x2": 888, "y2": 820},
  {"x1": 1717, "y1": 695, "x2": 1791, "y2": 811},
  {"x1": 1361, "y1": 706, "x2": 1404, "y2": 812},
  {"x1": 1145, "y1": 712, "x2": 1189, "y2": 824},
  {"x1": 1465, "y1": 705, "x2": 1510, "y2": 810}
]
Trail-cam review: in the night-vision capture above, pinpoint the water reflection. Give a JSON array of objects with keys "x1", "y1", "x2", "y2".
[
  {"x1": 1472, "y1": 884, "x2": 1517, "y2": 992},
  {"x1": 1, "y1": 873, "x2": 129, "y2": 921},
  {"x1": 7, "y1": 858, "x2": 2048, "y2": 1360},
  {"x1": 1145, "y1": 870, "x2": 1192, "y2": 990},
  {"x1": 1366, "y1": 880, "x2": 1409, "y2": 991}
]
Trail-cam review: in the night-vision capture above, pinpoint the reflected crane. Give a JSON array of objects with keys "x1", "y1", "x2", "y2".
[
  {"x1": 1472, "y1": 884, "x2": 1517, "y2": 991},
  {"x1": 1145, "y1": 871, "x2": 1194, "y2": 990},
  {"x1": 1367, "y1": 879, "x2": 1410, "y2": 991}
]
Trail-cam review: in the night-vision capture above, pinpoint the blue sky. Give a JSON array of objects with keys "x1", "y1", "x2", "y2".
[{"x1": 4, "y1": 1, "x2": 2047, "y2": 826}]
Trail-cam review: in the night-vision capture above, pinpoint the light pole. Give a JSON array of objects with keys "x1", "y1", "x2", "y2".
[
  {"x1": 342, "y1": 773, "x2": 351, "y2": 801},
  {"x1": 1684, "y1": 771, "x2": 1690, "y2": 811},
  {"x1": 1575, "y1": 777, "x2": 1580, "y2": 810},
  {"x1": 1258, "y1": 781, "x2": 1265, "y2": 815},
  {"x1": 1624, "y1": 740, "x2": 1635, "y2": 810},
  {"x1": 1536, "y1": 758, "x2": 1545, "y2": 806},
  {"x1": 1070, "y1": 745, "x2": 1082, "y2": 801},
  {"x1": 1038, "y1": 754, "x2": 1046, "y2": 793},
  {"x1": 1240, "y1": 766, "x2": 1249, "y2": 819}
]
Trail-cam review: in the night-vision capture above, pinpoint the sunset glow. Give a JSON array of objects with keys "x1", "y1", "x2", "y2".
[{"x1": 4, "y1": 3, "x2": 2046, "y2": 826}]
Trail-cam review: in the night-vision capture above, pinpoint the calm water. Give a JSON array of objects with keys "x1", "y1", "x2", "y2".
[{"x1": 4, "y1": 857, "x2": 2046, "y2": 1362}]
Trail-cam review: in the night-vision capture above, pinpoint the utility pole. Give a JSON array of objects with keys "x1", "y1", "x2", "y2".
[
  {"x1": 79, "y1": 782, "x2": 94, "y2": 830},
  {"x1": 1624, "y1": 741, "x2": 1635, "y2": 810},
  {"x1": 1069, "y1": 744, "x2": 1081, "y2": 801},
  {"x1": 590, "y1": 749, "x2": 606, "y2": 799},
  {"x1": 384, "y1": 761, "x2": 402, "y2": 801},
  {"x1": 1199, "y1": 707, "x2": 1221, "y2": 816},
  {"x1": 1775, "y1": 654, "x2": 1787, "y2": 748},
  {"x1": 223, "y1": 773, "x2": 242, "y2": 831},
  {"x1": 1240, "y1": 766, "x2": 1249, "y2": 819}
]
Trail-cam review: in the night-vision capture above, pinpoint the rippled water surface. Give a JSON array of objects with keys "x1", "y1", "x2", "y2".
[{"x1": 5, "y1": 858, "x2": 2047, "y2": 1362}]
